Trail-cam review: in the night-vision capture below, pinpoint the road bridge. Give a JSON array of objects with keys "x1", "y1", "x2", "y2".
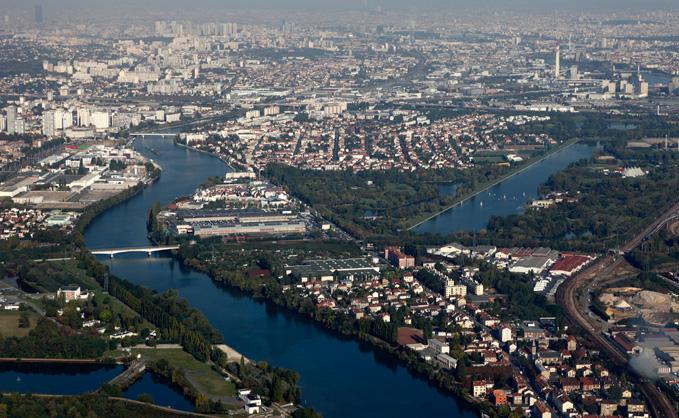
[
  {"x1": 129, "y1": 133, "x2": 177, "y2": 139},
  {"x1": 90, "y1": 245, "x2": 180, "y2": 257}
]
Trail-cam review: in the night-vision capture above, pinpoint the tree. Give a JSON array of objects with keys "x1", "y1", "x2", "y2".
[
  {"x1": 100, "y1": 383, "x2": 122, "y2": 397},
  {"x1": 271, "y1": 375, "x2": 285, "y2": 403},
  {"x1": 422, "y1": 320, "x2": 433, "y2": 340},
  {"x1": 195, "y1": 393, "x2": 210, "y2": 413},
  {"x1": 455, "y1": 360, "x2": 466, "y2": 380},
  {"x1": 98, "y1": 309, "x2": 113, "y2": 322},
  {"x1": 137, "y1": 393, "x2": 154, "y2": 404},
  {"x1": 18, "y1": 313, "x2": 30, "y2": 329},
  {"x1": 155, "y1": 358, "x2": 169, "y2": 372}
]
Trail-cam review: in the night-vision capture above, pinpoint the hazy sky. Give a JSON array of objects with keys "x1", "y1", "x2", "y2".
[
  {"x1": 0, "y1": 0, "x2": 676, "y2": 22},
  {"x1": 2, "y1": 0, "x2": 677, "y2": 12}
]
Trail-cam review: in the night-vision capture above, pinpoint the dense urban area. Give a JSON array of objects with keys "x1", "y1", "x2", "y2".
[{"x1": 0, "y1": 1, "x2": 678, "y2": 418}]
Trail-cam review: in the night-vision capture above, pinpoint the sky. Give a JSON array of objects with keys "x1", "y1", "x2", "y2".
[
  {"x1": 0, "y1": 0, "x2": 676, "y2": 24},
  {"x1": 1, "y1": 0, "x2": 677, "y2": 13}
]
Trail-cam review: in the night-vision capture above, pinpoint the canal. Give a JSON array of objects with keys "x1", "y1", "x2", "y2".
[
  {"x1": 414, "y1": 142, "x2": 596, "y2": 235},
  {"x1": 0, "y1": 363, "x2": 122, "y2": 395},
  {"x1": 85, "y1": 136, "x2": 478, "y2": 418},
  {"x1": 123, "y1": 372, "x2": 195, "y2": 411}
]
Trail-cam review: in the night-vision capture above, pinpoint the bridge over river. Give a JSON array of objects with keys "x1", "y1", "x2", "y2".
[
  {"x1": 129, "y1": 133, "x2": 177, "y2": 139},
  {"x1": 90, "y1": 245, "x2": 180, "y2": 257}
]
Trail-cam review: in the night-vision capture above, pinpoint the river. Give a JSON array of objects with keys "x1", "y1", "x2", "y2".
[
  {"x1": 84, "y1": 136, "x2": 478, "y2": 418},
  {"x1": 0, "y1": 363, "x2": 122, "y2": 395},
  {"x1": 414, "y1": 143, "x2": 596, "y2": 235}
]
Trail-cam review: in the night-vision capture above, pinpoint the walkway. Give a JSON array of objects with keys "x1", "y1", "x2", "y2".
[
  {"x1": 215, "y1": 344, "x2": 251, "y2": 364},
  {"x1": 108, "y1": 360, "x2": 146, "y2": 389}
]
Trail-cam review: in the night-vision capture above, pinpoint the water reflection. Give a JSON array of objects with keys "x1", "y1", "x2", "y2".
[
  {"x1": 415, "y1": 143, "x2": 596, "y2": 234},
  {"x1": 0, "y1": 363, "x2": 123, "y2": 395},
  {"x1": 123, "y1": 372, "x2": 194, "y2": 411},
  {"x1": 86, "y1": 136, "x2": 479, "y2": 418}
]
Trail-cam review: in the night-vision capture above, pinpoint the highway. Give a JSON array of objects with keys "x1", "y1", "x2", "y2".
[{"x1": 557, "y1": 201, "x2": 679, "y2": 418}]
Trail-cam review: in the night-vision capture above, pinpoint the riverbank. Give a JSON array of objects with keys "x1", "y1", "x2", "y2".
[
  {"x1": 177, "y1": 253, "x2": 493, "y2": 417},
  {"x1": 86, "y1": 135, "x2": 481, "y2": 418},
  {"x1": 76, "y1": 168, "x2": 161, "y2": 235},
  {"x1": 174, "y1": 140, "x2": 237, "y2": 171},
  {"x1": 0, "y1": 392, "x2": 210, "y2": 418},
  {"x1": 408, "y1": 137, "x2": 583, "y2": 230},
  {"x1": 145, "y1": 138, "x2": 488, "y2": 415},
  {"x1": 0, "y1": 358, "x2": 107, "y2": 364}
]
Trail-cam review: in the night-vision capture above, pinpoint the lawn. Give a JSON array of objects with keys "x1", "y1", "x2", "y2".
[
  {"x1": 20, "y1": 260, "x2": 100, "y2": 293},
  {"x1": 93, "y1": 291, "x2": 155, "y2": 330},
  {"x1": 132, "y1": 348, "x2": 236, "y2": 399},
  {"x1": 0, "y1": 311, "x2": 39, "y2": 338}
]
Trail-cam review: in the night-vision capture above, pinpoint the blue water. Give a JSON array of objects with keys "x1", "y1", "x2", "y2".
[
  {"x1": 414, "y1": 143, "x2": 595, "y2": 235},
  {"x1": 123, "y1": 372, "x2": 194, "y2": 411},
  {"x1": 0, "y1": 363, "x2": 123, "y2": 394},
  {"x1": 85, "y1": 137, "x2": 478, "y2": 418}
]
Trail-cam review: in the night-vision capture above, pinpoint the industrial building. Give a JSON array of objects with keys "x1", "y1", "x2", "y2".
[
  {"x1": 285, "y1": 258, "x2": 381, "y2": 283},
  {"x1": 168, "y1": 209, "x2": 308, "y2": 238}
]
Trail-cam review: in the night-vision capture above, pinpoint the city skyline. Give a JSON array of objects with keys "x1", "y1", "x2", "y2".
[{"x1": 0, "y1": 2, "x2": 678, "y2": 418}]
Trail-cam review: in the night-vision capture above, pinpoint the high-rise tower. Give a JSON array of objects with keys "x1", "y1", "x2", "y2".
[
  {"x1": 555, "y1": 45, "x2": 561, "y2": 79},
  {"x1": 34, "y1": 5, "x2": 43, "y2": 25}
]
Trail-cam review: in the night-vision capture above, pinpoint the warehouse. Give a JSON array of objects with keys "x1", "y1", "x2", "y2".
[
  {"x1": 286, "y1": 258, "x2": 381, "y2": 283},
  {"x1": 509, "y1": 256, "x2": 554, "y2": 275},
  {"x1": 192, "y1": 220, "x2": 306, "y2": 237}
]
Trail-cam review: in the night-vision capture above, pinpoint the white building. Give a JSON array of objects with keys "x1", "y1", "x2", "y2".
[
  {"x1": 499, "y1": 326, "x2": 512, "y2": 343},
  {"x1": 445, "y1": 279, "x2": 467, "y2": 298},
  {"x1": 57, "y1": 286, "x2": 83, "y2": 302},
  {"x1": 91, "y1": 111, "x2": 110, "y2": 130},
  {"x1": 427, "y1": 338, "x2": 450, "y2": 355},
  {"x1": 43, "y1": 111, "x2": 55, "y2": 137}
]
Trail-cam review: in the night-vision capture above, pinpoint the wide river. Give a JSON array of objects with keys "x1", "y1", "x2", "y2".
[
  {"x1": 414, "y1": 142, "x2": 595, "y2": 234},
  {"x1": 85, "y1": 136, "x2": 478, "y2": 418}
]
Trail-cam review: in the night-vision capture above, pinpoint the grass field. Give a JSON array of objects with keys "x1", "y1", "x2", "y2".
[
  {"x1": 132, "y1": 348, "x2": 236, "y2": 399},
  {"x1": 21, "y1": 260, "x2": 101, "y2": 293},
  {"x1": 0, "y1": 311, "x2": 39, "y2": 338},
  {"x1": 93, "y1": 291, "x2": 155, "y2": 330}
]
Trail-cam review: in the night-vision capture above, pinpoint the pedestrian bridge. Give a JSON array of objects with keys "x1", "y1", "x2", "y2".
[{"x1": 90, "y1": 245, "x2": 180, "y2": 257}]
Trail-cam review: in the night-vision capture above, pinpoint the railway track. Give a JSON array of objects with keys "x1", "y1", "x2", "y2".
[{"x1": 557, "y1": 202, "x2": 679, "y2": 418}]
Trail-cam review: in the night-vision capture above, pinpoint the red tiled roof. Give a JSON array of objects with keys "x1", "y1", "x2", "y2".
[{"x1": 551, "y1": 255, "x2": 590, "y2": 272}]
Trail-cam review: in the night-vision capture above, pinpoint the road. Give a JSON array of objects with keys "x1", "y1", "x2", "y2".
[{"x1": 557, "y1": 201, "x2": 679, "y2": 418}]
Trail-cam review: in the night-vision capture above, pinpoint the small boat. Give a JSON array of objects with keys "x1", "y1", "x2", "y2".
[
  {"x1": 16, "y1": 376, "x2": 21, "y2": 382},
  {"x1": 479, "y1": 201, "x2": 483, "y2": 207}
]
